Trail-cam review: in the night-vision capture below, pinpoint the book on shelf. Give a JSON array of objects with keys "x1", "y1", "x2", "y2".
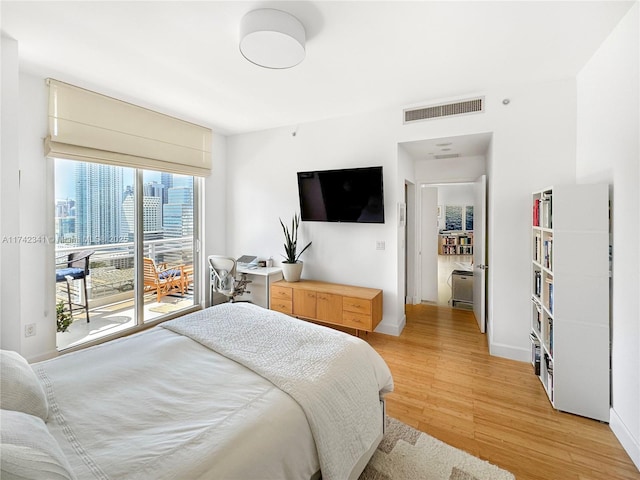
[
  {"x1": 530, "y1": 333, "x2": 541, "y2": 376},
  {"x1": 543, "y1": 236, "x2": 553, "y2": 270},
  {"x1": 533, "y1": 198, "x2": 540, "y2": 226},
  {"x1": 534, "y1": 232, "x2": 542, "y2": 263},
  {"x1": 544, "y1": 277, "x2": 553, "y2": 312},
  {"x1": 534, "y1": 271, "x2": 542, "y2": 297},
  {"x1": 545, "y1": 353, "x2": 554, "y2": 400},
  {"x1": 541, "y1": 192, "x2": 553, "y2": 228}
]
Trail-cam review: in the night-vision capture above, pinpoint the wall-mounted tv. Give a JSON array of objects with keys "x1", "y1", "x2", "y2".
[{"x1": 297, "y1": 166, "x2": 384, "y2": 223}]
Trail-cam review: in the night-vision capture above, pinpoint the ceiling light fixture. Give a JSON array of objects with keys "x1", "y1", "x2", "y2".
[{"x1": 239, "y1": 9, "x2": 306, "y2": 69}]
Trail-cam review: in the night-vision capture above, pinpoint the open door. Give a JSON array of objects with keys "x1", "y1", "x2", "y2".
[{"x1": 473, "y1": 174, "x2": 487, "y2": 333}]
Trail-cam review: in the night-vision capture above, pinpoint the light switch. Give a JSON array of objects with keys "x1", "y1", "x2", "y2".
[{"x1": 376, "y1": 240, "x2": 385, "y2": 250}]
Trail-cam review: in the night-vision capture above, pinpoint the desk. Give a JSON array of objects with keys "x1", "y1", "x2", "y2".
[{"x1": 234, "y1": 266, "x2": 283, "y2": 308}]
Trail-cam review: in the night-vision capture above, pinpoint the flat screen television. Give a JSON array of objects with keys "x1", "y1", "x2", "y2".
[{"x1": 297, "y1": 166, "x2": 384, "y2": 223}]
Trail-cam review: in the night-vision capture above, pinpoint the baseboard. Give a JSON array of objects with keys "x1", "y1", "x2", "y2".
[
  {"x1": 610, "y1": 407, "x2": 640, "y2": 471},
  {"x1": 375, "y1": 314, "x2": 406, "y2": 336},
  {"x1": 489, "y1": 341, "x2": 530, "y2": 363},
  {"x1": 27, "y1": 348, "x2": 59, "y2": 363}
]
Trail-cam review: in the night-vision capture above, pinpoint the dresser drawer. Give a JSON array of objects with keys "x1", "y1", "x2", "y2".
[
  {"x1": 342, "y1": 311, "x2": 372, "y2": 330},
  {"x1": 343, "y1": 296, "x2": 371, "y2": 315},
  {"x1": 271, "y1": 299, "x2": 292, "y2": 314},
  {"x1": 271, "y1": 285, "x2": 292, "y2": 301}
]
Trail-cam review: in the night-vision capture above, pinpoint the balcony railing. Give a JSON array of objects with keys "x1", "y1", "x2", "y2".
[{"x1": 56, "y1": 236, "x2": 194, "y2": 306}]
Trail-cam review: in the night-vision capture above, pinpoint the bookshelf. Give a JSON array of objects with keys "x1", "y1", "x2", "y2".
[
  {"x1": 530, "y1": 185, "x2": 610, "y2": 422},
  {"x1": 439, "y1": 233, "x2": 473, "y2": 255}
]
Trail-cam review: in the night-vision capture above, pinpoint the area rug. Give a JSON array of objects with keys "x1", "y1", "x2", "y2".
[{"x1": 359, "y1": 417, "x2": 515, "y2": 480}]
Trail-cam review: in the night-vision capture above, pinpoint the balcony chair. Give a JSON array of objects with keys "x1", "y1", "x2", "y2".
[
  {"x1": 143, "y1": 258, "x2": 186, "y2": 303},
  {"x1": 55, "y1": 250, "x2": 94, "y2": 323},
  {"x1": 208, "y1": 255, "x2": 251, "y2": 303}
]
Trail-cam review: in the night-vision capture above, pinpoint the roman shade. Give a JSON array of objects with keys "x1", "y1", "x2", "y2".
[{"x1": 44, "y1": 79, "x2": 212, "y2": 176}]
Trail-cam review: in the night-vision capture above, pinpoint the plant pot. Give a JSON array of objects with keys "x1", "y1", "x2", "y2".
[{"x1": 281, "y1": 261, "x2": 304, "y2": 282}]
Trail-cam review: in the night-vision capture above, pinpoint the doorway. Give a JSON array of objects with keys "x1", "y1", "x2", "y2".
[
  {"x1": 434, "y1": 183, "x2": 475, "y2": 308},
  {"x1": 400, "y1": 132, "x2": 491, "y2": 331}
]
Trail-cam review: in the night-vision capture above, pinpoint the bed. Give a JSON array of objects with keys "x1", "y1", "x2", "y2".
[{"x1": 0, "y1": 302, "x2": 393, "y2": 480}]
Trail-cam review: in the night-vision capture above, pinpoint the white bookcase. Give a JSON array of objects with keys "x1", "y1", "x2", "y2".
[{"x1": 530, "y1": 184, "x2": 610, "y2": 422}]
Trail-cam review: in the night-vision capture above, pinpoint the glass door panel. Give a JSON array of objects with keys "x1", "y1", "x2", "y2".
[
  {"x1": 55, "y1": 161, "x2": 199, "y2": 349},
  {"x1": 55, "y1": 159, "x2": 136, "y2": 349},
  {"x1": 141, "y1": 171, "x2": 195, "y2": 323}
]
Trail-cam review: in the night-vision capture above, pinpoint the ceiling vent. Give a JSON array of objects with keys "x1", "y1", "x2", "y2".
[
  {"x1": 434, "y1": 153, "x2": 460, "y2": 160},
  {"x1": 403, "y1": 97, "x2": 484, "y2": 124}
]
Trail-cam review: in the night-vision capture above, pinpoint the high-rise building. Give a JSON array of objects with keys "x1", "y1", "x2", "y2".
[
  {"x1": 75, "y1": 162, "x2": 124, "y2": 245},
  {"x1": 121, "y1": 194, "x2": 163, "y2": 241},
  {"x1": 160, "y1": 172, "x2": 173, "y2": 205},
  {"x1": 143, "y1": 181, "x2": 164, "y2": 199},
  {"x1": 56, "y1": 217, "x2": 76, "y2": 244},
  {"x1": 163, "y1": 178, "x2": 194, "y2": 239}
]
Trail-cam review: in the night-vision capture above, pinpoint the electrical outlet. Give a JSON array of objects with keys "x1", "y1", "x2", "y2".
[
  {"x1": 376, "y1": 240, "x2": 385, "y2": 251},
  {"x1": 25, "y1": 323, "x2": 36, "y2": 337}
]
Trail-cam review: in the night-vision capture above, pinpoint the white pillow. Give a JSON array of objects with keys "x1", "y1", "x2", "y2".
[
  {"x1": 0, "y1": 350, "x2": 49, "y2": 421},
  {"x1": 0, "y1": 409, "x2": 76, "y2": 480}
]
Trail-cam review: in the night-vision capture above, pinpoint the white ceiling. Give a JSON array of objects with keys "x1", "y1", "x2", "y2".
[
  {"x1": 1, "y1": 1, "x2": 634, "y2": 136},
  {"x1": 400, "y1": 132, "x2": 492, "y2": 161}
]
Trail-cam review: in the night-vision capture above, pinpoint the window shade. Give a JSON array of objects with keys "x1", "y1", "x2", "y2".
[{"x1": 45, "y1": 79, "x2": 212, "y2": 176}]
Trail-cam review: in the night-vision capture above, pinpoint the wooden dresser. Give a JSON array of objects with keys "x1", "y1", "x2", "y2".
[{"x1": 270, "y1": 280, "x2": 383, "y2": 334}]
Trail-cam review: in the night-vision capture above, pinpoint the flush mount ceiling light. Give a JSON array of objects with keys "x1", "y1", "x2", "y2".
[{"x1": 239, "y1": 9, "x2": 306, "y2": 69}]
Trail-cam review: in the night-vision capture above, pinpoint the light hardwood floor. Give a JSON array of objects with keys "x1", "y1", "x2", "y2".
[{"x1": 364, "y1": 303, "x2": 640, "y2": 480}]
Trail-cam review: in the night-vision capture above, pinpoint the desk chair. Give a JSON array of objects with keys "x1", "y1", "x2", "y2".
[
  {"x1": 208, "y1": 255, "x2": 251, "y2": 303},
  {"x1": 55, "y1": 250, "x2": 94, "y2": 323}
]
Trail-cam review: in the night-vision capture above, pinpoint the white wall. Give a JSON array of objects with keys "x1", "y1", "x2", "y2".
[
  {"x1": 415, "y1": 155, "x2": 486, "y2": 185},
  {"x1": 437, "y1": 183, "x2": 475, "y2": 207},
  {"x1": 1, "y1": 34, "x2": 22, "y2": 353},
  {"x1": 0, "y1": 59, "x2": 227, "y2": 361},
  {"x1": 419, "y1": 186, "x2": 438, "y2": 302},
  {"x1": 226, "y1": 81, "x2": 579, "y2": 346},
  {"x1": 203, "y1": 132, "x2": 228, "y2": 304},
  {"x1": 576, "y1": 3, "x2": 639, "y2": 469},
  {"x1": 226, "y1": 110, "x2": 405, "y2": 335}
]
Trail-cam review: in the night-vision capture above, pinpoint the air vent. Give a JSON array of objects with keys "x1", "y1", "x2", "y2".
[
  {"x1": 403, "y1": 97, "x2": 484, "y2": 124},
  {"x1": 434, "y1": 153, "x2": 460, "y2": 160}
]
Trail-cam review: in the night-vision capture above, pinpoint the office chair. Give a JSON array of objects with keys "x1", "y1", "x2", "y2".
[
  {"x1": 55, "y1": 250, "x2": 94, "y2": 323},
  {"x1": 208, "y1": 255, "x2": 251, "y2": 303}
]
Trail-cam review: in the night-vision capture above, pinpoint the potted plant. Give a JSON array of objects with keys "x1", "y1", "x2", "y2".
[
  {"x1": 56, "y1": 300, "x2": 73, "y2": 333},
  {"x1": 279, "y1": 213, "x2": 312, "y2": 282}
]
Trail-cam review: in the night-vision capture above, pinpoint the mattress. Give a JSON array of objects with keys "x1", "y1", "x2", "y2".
[{"x1": 33, "y1": 303, "x2": 393, "y2": 480}]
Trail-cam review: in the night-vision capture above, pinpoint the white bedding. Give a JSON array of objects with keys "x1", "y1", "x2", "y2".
[
  {"x1": 163, "y1": 303, "x2": 393, "y2": 480},
  {"x1": 34, "y1": 303, "x2": 393, "y2": 480}
]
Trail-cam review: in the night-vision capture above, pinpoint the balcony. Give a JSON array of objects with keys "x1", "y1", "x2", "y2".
[{"x1": 55, "y1": 236, "x2": 196, "y2": 350}]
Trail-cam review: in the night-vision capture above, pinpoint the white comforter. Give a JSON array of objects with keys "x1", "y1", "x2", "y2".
[
  {"x1": 163, "y1": 303, "x2": 393, "y2": 480},
  {"x1": 35, "y1": 303, "x2": 393, "y2": 480}
]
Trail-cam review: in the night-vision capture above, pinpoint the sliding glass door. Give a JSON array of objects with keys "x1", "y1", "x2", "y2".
[{"x1": 55, "y1": 159, "x2": 199, "y2": 350}]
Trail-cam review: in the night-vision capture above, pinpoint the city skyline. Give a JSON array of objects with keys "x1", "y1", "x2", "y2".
[
  {"x1": 55, "y1": 159, "x2": 194, "y2": 246},
  {"x1": 55, "y1": 159, "x2": 163, "y2": 202}
]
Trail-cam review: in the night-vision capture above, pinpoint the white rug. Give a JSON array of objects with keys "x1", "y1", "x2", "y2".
[{"x1": 360, "y1": 417, "x2": 514, "y2": 480}]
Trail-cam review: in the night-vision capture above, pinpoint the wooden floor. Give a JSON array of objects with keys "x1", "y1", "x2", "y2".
[{"x1": 363, "y1": 303, "x2": 640, "y2": 480}]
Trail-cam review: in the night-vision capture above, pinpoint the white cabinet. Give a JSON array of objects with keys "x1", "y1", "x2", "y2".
[{"x1": 530, "y1": 185, "x2": 610, "y2": 422}]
